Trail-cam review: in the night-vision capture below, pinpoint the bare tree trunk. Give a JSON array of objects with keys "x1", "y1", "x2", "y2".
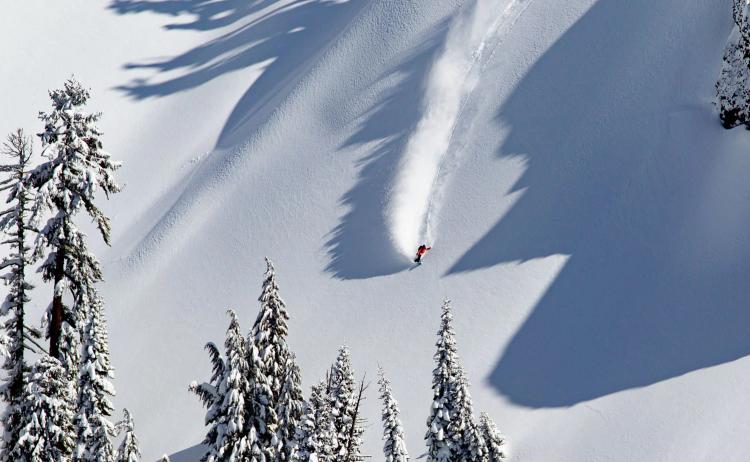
[
  {"x1": 49, "y1": 246, "x2": 65, "y2": 361},
  {"x1": 345, "y1": 377, "x2": 368, "y2": 462}
]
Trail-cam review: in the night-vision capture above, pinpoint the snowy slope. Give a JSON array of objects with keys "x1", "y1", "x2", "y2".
[{"x1": 3, "y1": 0, "x2": 750, "y2": 460}]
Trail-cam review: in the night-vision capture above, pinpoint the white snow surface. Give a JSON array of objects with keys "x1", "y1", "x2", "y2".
[{"x1": 3, "y1": 0, "x2": 750, "y2": 461}]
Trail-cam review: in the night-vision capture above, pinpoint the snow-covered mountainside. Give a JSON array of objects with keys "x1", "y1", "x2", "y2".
[{"x1": 2, "y1": 0, "x2": 749, "y2": 460}]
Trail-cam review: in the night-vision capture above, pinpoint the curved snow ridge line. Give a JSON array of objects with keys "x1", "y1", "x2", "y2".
[{"x1": 386, "y1": 0, "x2": 530, "y2": 258}]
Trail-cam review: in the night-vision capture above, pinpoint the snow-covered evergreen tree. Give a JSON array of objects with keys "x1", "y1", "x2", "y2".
[
  {"x1": 425, "y1": 300, "x2": 488, "y2": 462},
  {"x1": 277, "y1": 354, "x2": 305, "y2": 462},
  {"x1": 479, "y1": 413, "x2": 507, "y2": 462},
  {"x1": 16, "y1": 355, "x2": 76, "y2": 462},
  {"x1": 451, "y1": 371, "x2": 486, "y2": 462},
  {"x1": 245, "y1": 337, "x2": 268, "y2": 461},
  {"x1": 248, "y1": 258, "x2": 301, "y2": 461},
  {"x1": 191, "y1": 310, "x2": 252, "y2": 462},
  {"x1": 0, "y1": 129, "x2": 35, "y2": 462},
  {"x1": 717, "y1": 0, "x2": 750, "y2": 128},
  {"x1": 114, "y1": 408, "x2": 141, "y2": 462},
  {"x1": 74, "y1": 294, "x2": 115, "y2": 462},
  {"x1": 377, "y1": 367, "x2": 409, "y2": 462},
  {"x1": 291, "y1": 389, "x2": 319, "y2": 462},
  {"x1": 425, "y1": 299, "x2": 463, "y2": 462},
  {"x1": 327, "y1": 346, "x2": 364, "y2": 461},
  {"x1": 248, "y1": 258, "x2": 290, "y2": 461},
  {"x1": 29, "y1": 77, "x2": 121, "y2": 372},
  {"x1": 292, "y1": 381, "x2": 337, "y2": 462},
  {"x1": 191, "y1": 341, "x2": 224, "y2": 457}
]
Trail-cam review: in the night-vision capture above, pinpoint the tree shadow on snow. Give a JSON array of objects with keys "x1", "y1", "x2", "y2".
[
  {"x1": 448, "y1": 0, "x2": 750, "y2": 407},
  {"x1": 324, "y1": 23, "x2": 450, "y2": 279},
  {"x1": 109, "y1": 0, "x2": 364, "y2": 147}
]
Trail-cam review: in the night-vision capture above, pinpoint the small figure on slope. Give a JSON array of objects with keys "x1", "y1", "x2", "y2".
[{"x1": 414, "y1": 244, "x2": 432, "y2": 264}]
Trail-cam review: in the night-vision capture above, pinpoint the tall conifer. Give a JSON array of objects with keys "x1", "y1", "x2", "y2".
[
  {"x1": 191, "y1": 310, "x2": 251, "y2": 462},
  {"x1": 0, "y1": 129, "x2": 34, "y2": 461},
  {"x1": 74, "y1": 295, "x2": 116, "y2": 462},
  {"x1": 249, "y1": 258, "x2": 302, "y2": 461},
  {"x1": 378, "y1": 367, "x2": 409, "y2": 462},
  {"x1": 30, "y1": 78, "x2": 121, "y2": 372},
  {"x1": 17, "y1": 356, "x2": 76, "y2": 462}
]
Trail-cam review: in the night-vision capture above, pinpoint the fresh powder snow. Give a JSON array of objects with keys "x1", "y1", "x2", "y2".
[{"x1": 1, "y1": 0, "x2": 749, "y2": 461}]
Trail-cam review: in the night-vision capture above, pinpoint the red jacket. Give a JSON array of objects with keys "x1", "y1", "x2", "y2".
[{"x1": 417, "y1": 245, "x2": 431, "y2": 256}]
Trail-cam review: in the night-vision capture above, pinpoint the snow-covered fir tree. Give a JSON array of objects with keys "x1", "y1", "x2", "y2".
[
  {"x1": 450, "y1": 370, "x2": 487, "y2": 462},
  {"x1": 16, "y1": 355, "x2": 76, "y2": 462},
  {"x1": 292, "y1": 381, "x2": 337, "y2": 462},
  {"x1": 425, "y1": 300, "x2": 490, "y2": 462},
  {"x1": 29, "y1": 77, "x2": 121, "y2": 373},
  {"x1": 191, "y1": 310, "x2": 252, "y2": 462},
  {"x1": 248, "y1": 258, "x2": 301, "y2": 461},
  {"x1": 114, "y1": 408, "x2": 141, "y2": 462},
  {"x1": 0, "y1": 129, "x2": 35, "y2": 462},
  {"x1": 245, "y1": 335, "x2": 270, "y2": 461},
  {"x1": 290, "y1": 398, "x2": 318, "y2": 462},
  {"x1": 479, "y1": 413, "x2": 507, "y2": 462},
  {"x1": 425, "y1": 299, "x2": 463, "y2": 462},
  {"x1": 327, "y1": 346, "x2": 364, "y2": 461},
  {"x1": 74, "y1": 294, "x2": 116, "y2": 462},
  {"x1": 717, "y1": 0, "x2": 750, "y2": 128},
  {"x1": 277, "y1": 354, "x2": 305, "y2": 462},
  {"x1": 377, "y1": 367, "x2": 409, "y2": 462}
]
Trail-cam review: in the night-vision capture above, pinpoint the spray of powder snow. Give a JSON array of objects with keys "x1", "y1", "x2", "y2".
[{"x1": 386, "y1": 0, "x2": 522, "y2": 258}]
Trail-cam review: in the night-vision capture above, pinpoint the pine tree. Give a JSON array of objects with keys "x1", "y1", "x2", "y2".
[
  {"x1": 29, "y1": 77, "x2": 121, "y2": 371},
  {"x1": 377, "y1": 367, "x2": 409, "y2": 462},
  {"x1": 74, "y1": 294, "x2": 116, "y2": 462},
  {"x1": 277, "y1": 355, "x2": 305, "y2": 462},
  {"x1": 717, "y1": 0, "x2": 750, "y2": 128},
  {"x1": 327, "y1": 346, "x2": 364, "y2": 461},
  {"x1": 292, "y1": 381, "x2": 337, "y2": 462},
  {"x1": 479, "y1": 413, "x2": 507, "y2": 462},
  {"x1": 248, "y1": 258, "x2": 300, "y2": 461},
  {"x1": 16, "y1": 355, "x2": 76, "y2": 462},
  {"x1": 313, "y1": 382, "x2": 338, "y2": 462},
  {"x1": 245, "y1": 338, "x2": 268, "y2": 461},
  {"x1": 347, "y1": 378, "x2": 367, "y2": 462},
  {"x1": 425, "y1": 299, "x2": 463, "y2": 462},
  {"x1": 114, "y1": 408, "x2": 141, "y2": 462},
  {"x1": 451, "y1": 371, "x2": 486, "y2": 462},
  {"x1": 290, "y1": 389, "x2": 319, "y2": 462},
  {"x1": 425, "y1": 300, "x2": 488, "y2": 462},
  {"x1": 191, "y1": 310, "x2": 251, "y2": 462},
  {"x1": 0, "y1": 129, "x2": 35, "y2": 461}
]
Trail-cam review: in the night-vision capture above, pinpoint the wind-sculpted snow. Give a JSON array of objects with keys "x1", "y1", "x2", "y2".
[{"x1": 386, "y1": 0, "x2": 530, "y2": 258}]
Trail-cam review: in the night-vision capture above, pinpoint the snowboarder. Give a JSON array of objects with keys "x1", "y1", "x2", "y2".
[{"x1": 414, "y1": 244, "x2": 431, "y2": 264}]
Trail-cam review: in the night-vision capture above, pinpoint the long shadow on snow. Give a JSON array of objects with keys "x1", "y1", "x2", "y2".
[
  {"x1": 324, "y1": 24, "x2": 450, "y2": 279},
  {"x1": 448, "y1": 0, "x2": 749, "y2": 406},
  {"x1": 110, "y1": 0, "x2": 275, "y2": 31},
  {"x1": 109, "y1": 0, "x2": 363, "y2": 147}
]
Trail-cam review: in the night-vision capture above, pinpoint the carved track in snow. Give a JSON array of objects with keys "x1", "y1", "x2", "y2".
[{"x1": 386, "y1": 0, "x2": 533, "y2": 258}]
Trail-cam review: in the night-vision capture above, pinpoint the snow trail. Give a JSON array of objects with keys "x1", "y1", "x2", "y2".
[{"x1": 386, "y1": 0, "x2": 531, "y2": 258}]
